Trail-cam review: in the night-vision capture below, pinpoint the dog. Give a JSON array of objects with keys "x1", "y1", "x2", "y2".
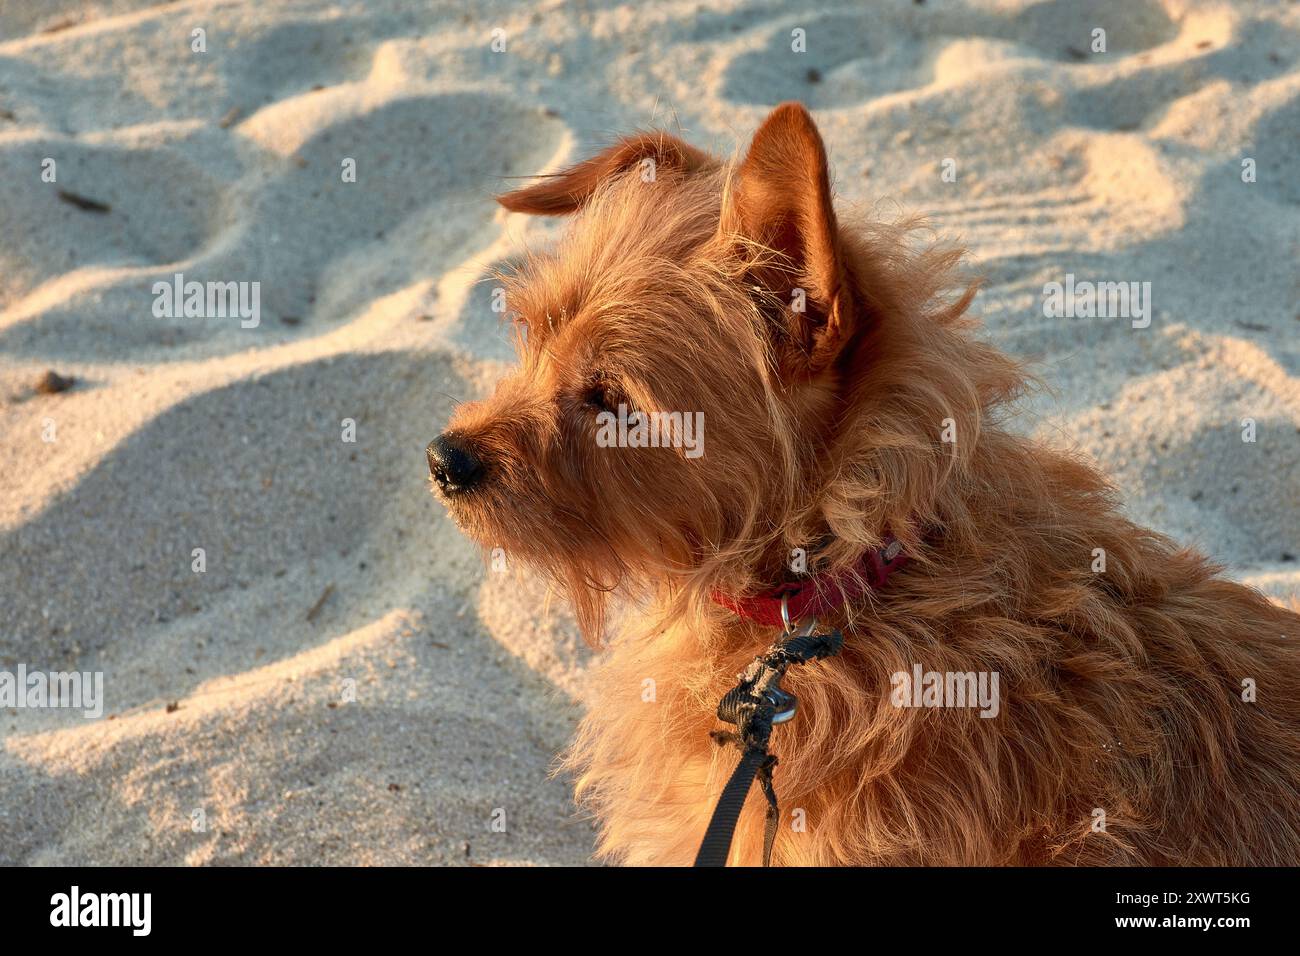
[{"x1": 429, "y1": 102, "x2": 1300, "y2": 865}]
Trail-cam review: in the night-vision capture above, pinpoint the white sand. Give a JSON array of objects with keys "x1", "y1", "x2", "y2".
[{"x1": 1, "y1": 0, "x2": 1296, "y2": 865}]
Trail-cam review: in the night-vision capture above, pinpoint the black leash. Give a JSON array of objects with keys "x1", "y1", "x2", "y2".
[{"x1": 693, "y1": 626, "x2": 844, "y2": 866}]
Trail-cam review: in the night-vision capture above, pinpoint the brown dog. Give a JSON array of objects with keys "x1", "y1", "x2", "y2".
[{"x1": 430, "y1": 102, "x2": 1300, "y2": 865}]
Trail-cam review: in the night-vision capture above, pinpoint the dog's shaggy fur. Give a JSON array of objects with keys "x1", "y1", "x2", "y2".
[{"x1": 436, "y1": 103, "x2": 1300, "y2": 865}]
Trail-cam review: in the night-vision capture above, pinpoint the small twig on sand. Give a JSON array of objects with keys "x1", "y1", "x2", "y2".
[
  {"x1": 58, "y1": 190, "x2": 111, "y2": 214},
  {"x1": 306, "y1": 583, "x2": 335, "y2": 622}
]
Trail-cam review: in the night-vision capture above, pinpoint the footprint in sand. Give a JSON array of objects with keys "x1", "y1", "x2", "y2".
[{"x1": 0, "y1": 91, "x2": 563, "y2": 362}]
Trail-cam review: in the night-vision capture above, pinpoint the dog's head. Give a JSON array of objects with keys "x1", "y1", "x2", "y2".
[{"x1": 429, "y1": 103, "x2": 995, "y2": 639}]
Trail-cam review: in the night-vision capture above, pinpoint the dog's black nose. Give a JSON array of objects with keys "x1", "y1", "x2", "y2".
[{"x1": 427, "y1": 433, "x2": 484, "y2": 492}]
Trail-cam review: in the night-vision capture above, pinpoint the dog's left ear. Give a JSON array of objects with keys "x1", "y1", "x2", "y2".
[
  {"x1": 497, "y1": 132, "x2": 716, "y2": 215},
  {"x1": 725, "y1": 102, "x2": 855, "y2": 374}
]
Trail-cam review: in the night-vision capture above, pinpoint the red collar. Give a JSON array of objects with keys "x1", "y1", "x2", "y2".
[{"x1": 712, "y1": 536, "x2": 910, "y2": 628}]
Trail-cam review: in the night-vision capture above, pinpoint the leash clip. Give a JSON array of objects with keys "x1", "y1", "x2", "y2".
[
  {"x1": 765, "y1": 682, "x2": 798, "y2": 725},
  {"x1": 771, "y1": 605, "x2": 818, "y2": 723}
]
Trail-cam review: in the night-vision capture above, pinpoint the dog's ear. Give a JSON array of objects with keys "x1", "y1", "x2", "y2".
[
  {"x1": 496, "y1": 132, "x2": 716, "y2": 215},
  {"x1": 725, "y1": 102, "x2": 855, "y2": 374}
]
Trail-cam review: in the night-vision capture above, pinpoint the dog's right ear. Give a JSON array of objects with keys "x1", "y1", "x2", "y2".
[{"x1": 496, "y1": 132, "x2": 716, "y2": 215}]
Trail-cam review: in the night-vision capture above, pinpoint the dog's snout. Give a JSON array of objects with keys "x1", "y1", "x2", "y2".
[{"x1": 427, "y1": 433, "x2": 484, "y2": 492}]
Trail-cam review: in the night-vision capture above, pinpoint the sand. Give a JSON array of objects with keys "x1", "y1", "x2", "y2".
[{"x1": 0, "y1": 0, "x2": 1296, "y2": 865}]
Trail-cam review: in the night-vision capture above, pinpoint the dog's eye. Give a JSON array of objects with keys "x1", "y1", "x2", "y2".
[{"x1": 582, "y1": 373, "x2": 621, "y2": 414}]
